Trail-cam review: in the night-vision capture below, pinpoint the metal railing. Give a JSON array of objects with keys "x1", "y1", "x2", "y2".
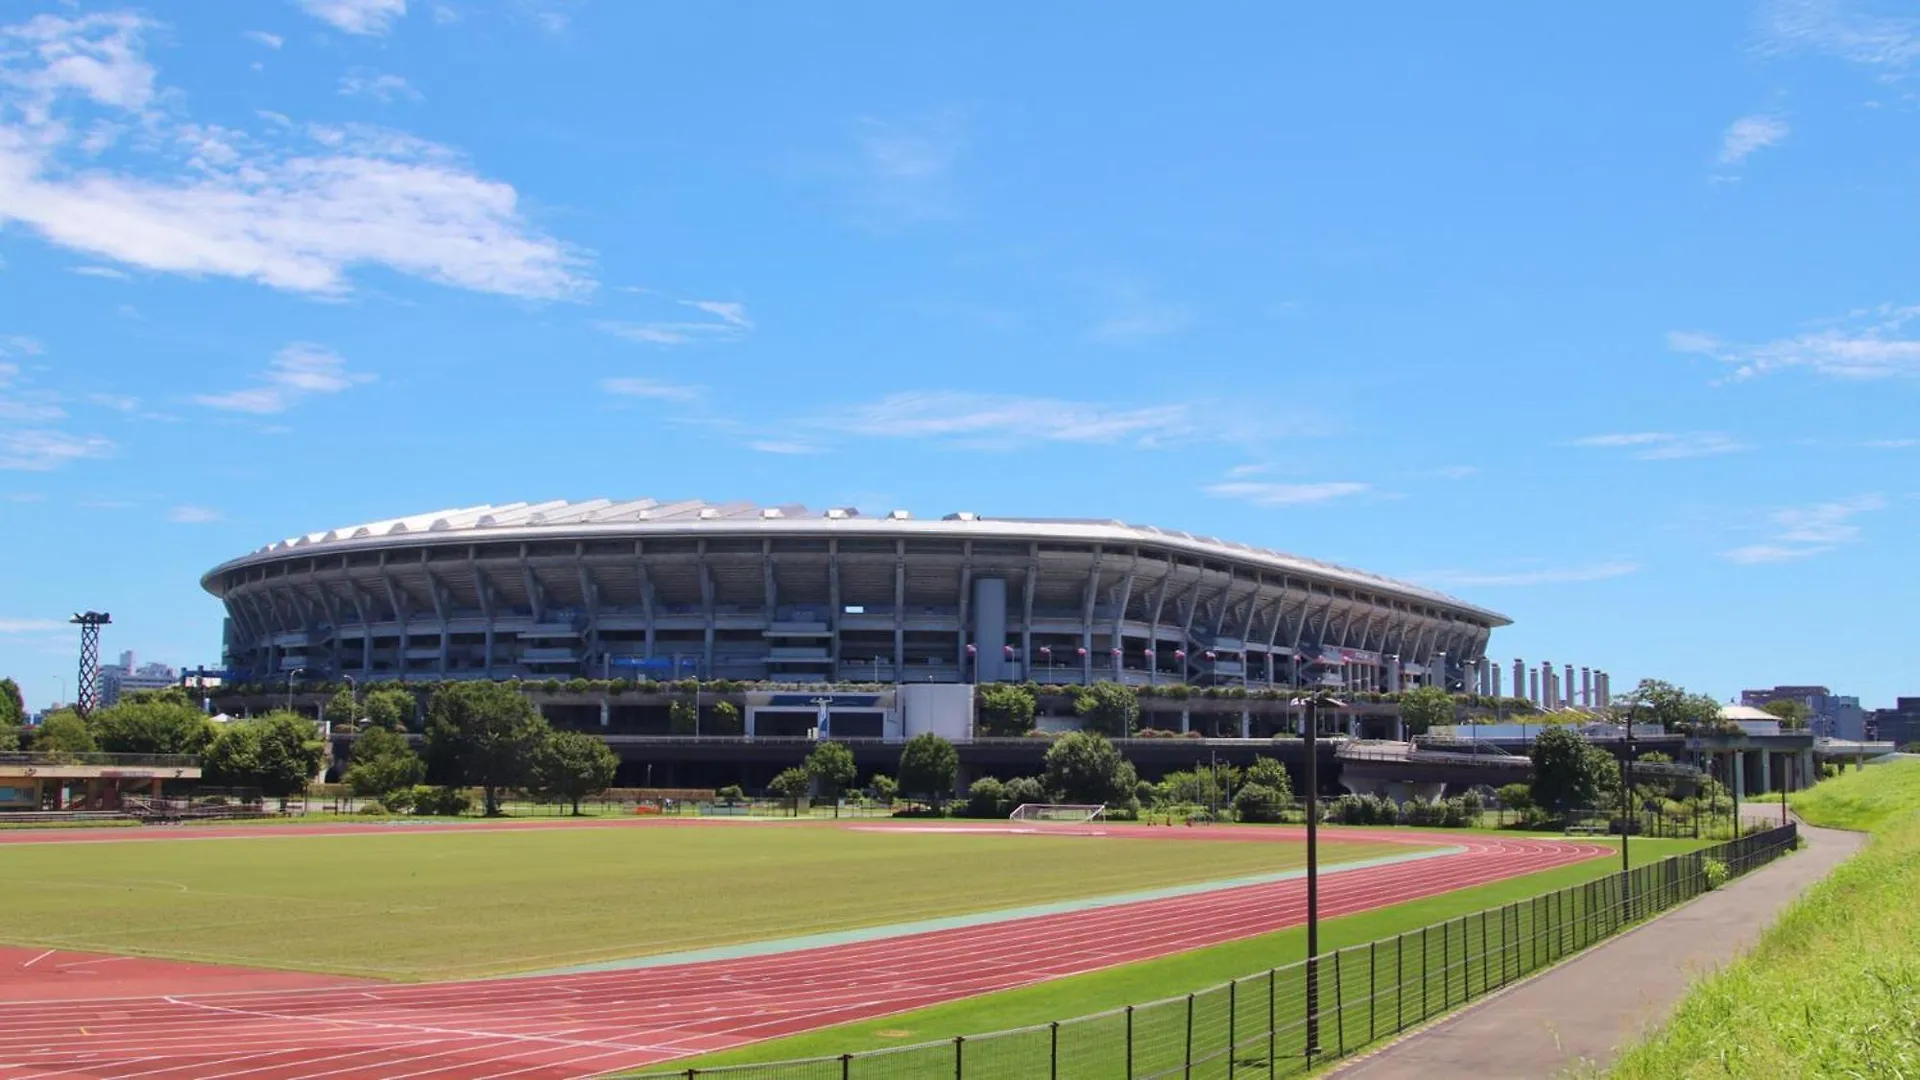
[
  {"x1": 629, "y1": 824, "x2": 1798, "y2": 1080},
  {"x1": 0, "y1": 751, "x2": 201, "y2": 769}
]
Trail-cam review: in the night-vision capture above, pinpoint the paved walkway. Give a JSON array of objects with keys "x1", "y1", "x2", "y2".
[{"x1": 1331, "y1": 820, "x2": 1864, "y2": 1079}]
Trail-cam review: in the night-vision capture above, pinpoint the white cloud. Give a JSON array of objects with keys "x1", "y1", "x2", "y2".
[
  {"x1": 0, "y1": 429, "x2": 113, "y2": 470},
  {"x1": 595, "y1": 316, "x2": 748, "y2": 346},
  {"x1": 86, "y1": 392, "x2": 138, "y2": 411},
  {"x1": 167, "y1": 504, "x2": 220, "y2": 523},
  {"x1": 297, "y1": 0, "x2": 407, "y2": 36},
  {"x1": 1089, "y1": 304, "x2": 1192, "y2": 343},
  {"x1": 600, "y1": 377, "x2": 701, "y2": 401},
  {"x1": 1203, "y1": 480, "x2": 1371, "y2": 507},
  {"x1": 0, "y1": 336, "x2": 42, "y2": 357},
  {"x1": 1864, "y1": 437, "x2": 1919, "y2": 448},
  {"x1": 1418, "y1": 560, "x2": 1642, "y2": 588},
  {"x1": 1669, "y1": 306, "x2": 1920, "y2": 381},
  {"x1": 243, "y1": 30, "x2": 284, "y2": 49},
  {"x1": 826, "y1": 391, "x2": 1198, "y2": 448},
  {"x1": 70, "y1": 264, "x2": 130, "y2": 279},
  {"x1": 338, "y1": 71, "x2": 422, "y2": 102},
  {"x1": 0, "y1": 397, "x2": 64, "y2": 422},
  {"x1": 194, "y1": 343, "x2": 371, "y2": 414},
  {"x1": 1719, "y1": 114, "x2": 1790, "y2": 165},
  {"x1": 680, "y1": 300, "x2": 751, "y2": 328},
  {"x1": 1721, "y1": 493, "x2": 1885, "y2": 563},
  {"x1": 432, "y1": 5, "x2": 461, "y2": 25},
  {"x1": 1432, "y1": 465, "x2": 1479, "y2": 480},
  {"x1": 1571, "y1": 431, "x2": 1748, "y2": 459},
  {"x1": 849, "y1": 113, "x2": 965, "y2": 225},
  {"x1": 0, "y1": 617, "x2": 68, "y2": 634},
  {"x1": 749, "y1": 439, "x2": 821, "y2": 455},
  {"x1": 0, "y1": 12, "x2": 587, "y2": 300},
  {"x1": 1759, "y1": 0, "x2": 1920, "y2": 69}
]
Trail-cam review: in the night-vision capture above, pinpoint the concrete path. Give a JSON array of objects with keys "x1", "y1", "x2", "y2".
[{"x1": 1331, "y1": 821, "x2": 1864, "y2": 1079}]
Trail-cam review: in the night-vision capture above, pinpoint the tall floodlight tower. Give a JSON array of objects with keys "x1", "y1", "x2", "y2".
[{"x1": 71, "y1": 611, "x2": 112, "y2": 718}]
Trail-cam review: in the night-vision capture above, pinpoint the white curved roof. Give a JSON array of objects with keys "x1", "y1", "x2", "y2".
[{"x1": 207, "y1": 498, "x2": 1507, "y2": 624}]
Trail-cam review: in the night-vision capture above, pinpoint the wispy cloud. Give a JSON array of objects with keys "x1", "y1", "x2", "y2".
[
  {"x1": 1864, "y1": 437, "x2": 1919, "y2": 448},
  {"x1": 297, "y1": 0, "x2": 407, "y2": 36},
  {"x1": 0, "y1": 617, "x2": 69, "y2": 634},
  {"x1": 823, "y1": 391, "x2": 1198, "y2": 449},
  {"x1": 595, "y1": 301, "x2": 751, "y2": 347},
  {"x1": 167, "y1": 504, "x2": 220, "y2": 524},
  {"x1": 86, "y1": 393, "x2": 138, "y2": 412},
  {"x1": 749, "y1": 439, "x2": 822, "y2": 455},
  {"x1": 70, "y1": 265, "x2": 130, "y2": 280},
  {"x1": 1571, "y1": 431, "x2": 1748, "y2": 459},
  {"x1": 1719, "y1": 114, "x2": 1790, "y2": 165},
  {"x1": 0, "y1": 429, "x2": 114, "y2": 470},
  {"x1": 1418, "y1": 560, "x2": 1642, "y2": 588},
  {"x1": 1759, "y1": 0, "x2": 1920, "y2": 69},
  {"x1": 599, "y1": 377, "x2": 702, "y2": 402},
  {"x1": 1203, "y1": 480, "x2": 1372, "y2": 507},
  {"x1": 1089, "y1": 303, "x2": 1192, "y2": 343},
  {"x1": 338, "y1": 71, "x2": 422, "y2": 102},
  {"x1": 680, "y1": 300, "x2": 752, "y2": 328},
  {"x1": 1431, "y1": 465, "x2": 1479, "y2": 480},
  {"x1": 0, "y1": 12, "x2": 586, "y2": 299},
  {"x1": 1722, "y1": 493, "x2": 1886, "y2": 563},
  {"x1": 0, "y1": 336, "x2": 43, "y2": 358},
  {"x1": 243, "y1": 30, "x2": 284, "y2": 49},
  {"x1": 847, "y1": 113, "x2": 965, "y2": 226},
  {"x1": 1669, "y1": 305, "x2": 1920, "y2": 381},
  {"x1": 194, "y1": 343, "x2": 372, "y2": 414}
]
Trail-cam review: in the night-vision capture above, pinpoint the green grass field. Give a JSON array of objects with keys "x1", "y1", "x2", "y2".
[
  {"x1": 1607, "y1": 761, "x2": 1920, "y2": 1079},
  {"x1": 0, "y1": 822, "x2": 1412, "y2": 979},
  {"x1": 665, "y1": 835, "x2": 1709, "y2": 1072}
]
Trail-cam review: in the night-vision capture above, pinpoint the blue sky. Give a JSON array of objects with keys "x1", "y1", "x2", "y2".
[{"x1": 1, "y1": 0, "x2": 1916, "y2": 712}]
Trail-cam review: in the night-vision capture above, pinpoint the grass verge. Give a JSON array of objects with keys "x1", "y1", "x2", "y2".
[
  {"x1": 659, "y1": 836, "x2": 1707, "y2": 1071},
  {"x1": 1606, "y1": 760, "x2": 1920, "y2": 1078}
]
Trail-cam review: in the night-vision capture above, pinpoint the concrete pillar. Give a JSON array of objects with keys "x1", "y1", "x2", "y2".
[
  {"x1": 599, "y1": 699, "x2": 610, "y2": 728},
  {"x1": 1179, "y1": 706, "x2": 1190, "y2": 734},
  {"x1": 1513, "y1": 659, "x2": 1526, "y2": 702},
  {"x1": 1753, "y1": 750, "x2": 1769, "y2": 795},
  {"x1": 1491, "y1": 663, "x2": 1502, "y2": 698},
  {"x1": 1529, "y1": 668, "x2": 1540, "y2": 706},
  {"x1": 1581, "y1": 667, "x2": 1592, "y2": 708},
  {"x1": 1564, "y1": 664, "x2": 1575, "y2": 709},
  {"x1": 1733, "y1": 751, "x2": 1745, "y2": 797},
  {"x1": 1240, "y1": 710, "x2": 1250, "y2": 739}
]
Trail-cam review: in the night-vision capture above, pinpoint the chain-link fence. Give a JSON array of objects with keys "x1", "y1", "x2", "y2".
[{"x1": 629, "y1": 824, "x2": 1799, "y2": 1080}]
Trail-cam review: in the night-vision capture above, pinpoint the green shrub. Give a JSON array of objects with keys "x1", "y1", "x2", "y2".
[
  {"x1": 1702, "y1": 857, "x2": 1730, "y2": 890},
  {"x1": 964, "y1": 777, "x2": 1010, "y2": 818},
  {"x1": 1233, "y1": 782, "x2": 1287, "y2": 823},
  {"x1": 1004, "y1": 775, "x2": 1045, "y2": 809},
  {"x1": 412, "y1": 786, "x2": 472, "y2": 816},
  {"x1": 357, "y1": 802, "x2": 391, "y2": 816}
]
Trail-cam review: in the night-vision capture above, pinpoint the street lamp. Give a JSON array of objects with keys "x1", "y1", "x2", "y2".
[
  {"x1": 286, "y1": 667, "x2": 306, "y2": 712},
  {"x1": 1621, "y1": 706, "x2": 1639, "y2": 914},
  {"x1": 1290, "y1": 685, "x2": 1344, "y2": 1060},
  {"x1": 1039, "y1": 646, "x2": 1052, "y2": 683}
]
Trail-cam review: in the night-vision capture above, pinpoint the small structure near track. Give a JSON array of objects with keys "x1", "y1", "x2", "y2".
[{"x1": 0, "y1": 751, "x2": 201, "y2": 812}]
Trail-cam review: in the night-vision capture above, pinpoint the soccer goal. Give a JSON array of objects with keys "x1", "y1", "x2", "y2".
[{"x1": 1008, "y1": 803, "x2": 1107, "y2": 823}]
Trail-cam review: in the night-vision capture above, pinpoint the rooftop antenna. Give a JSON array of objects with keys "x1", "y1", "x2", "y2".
[{"x1": 71, "y1": 611, "x2": 111, "y2": 718}]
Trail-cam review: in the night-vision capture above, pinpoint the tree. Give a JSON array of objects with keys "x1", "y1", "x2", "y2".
[
  {"x1": 362, "y1": 687, "x2": 417, "y2": 732},
  {"x1": 710, "y1": 700, "x2": 743, "y2": 735},
  {"x1": 716, "y1": 784, "x2": 745, "y2": 805},
  {"x1": 323, "y1": 688, "x2": 360, "y2": 727},
  {"x1": 977, "y1": 684, "x2": 1037, "y2": 737},
  {"x1": 253, "y1": 711, "x2": 327, "y2": 801},
  {"x1": 1233, "y1": 783, "x2": 1287, "y2": 823},
  {"x1": 869, "y1": 774, "x2": 898, "y2": 805},
  {"x1": 769, "y1": 766, "x2": 811, "y2": 810},
  {"x1": 1244, "y1": 756, "x2": 1293, "y2": 805},
  {"x1": 1618, "y1": 679, "x2": 1724, "y2": 734},
  {"x1": 1073, "y1": 682, "x2": 1139, "y2": 737},
  {"x1": 32, "y1": 709, "x2": 95, "y2": 756},
  {"x1": 1529, "y1": 725, "x2": 1612, "y2": 817},
  {"x1": 1043, "y1": 730, "x2": 1138, "y2": 808},
  {"x1": 0, "y1": 677, "x2": 24, "y2": 728},
  {"x1": 669, "y1": 699, "x2": 698, "y2": 735},
  {"x1": 423, "y1": 681, "x2": 551, "y2": 815},
  {"x1": 90, "y1": 694, "x2": 213, "y2": 755},
  {"x1": 533, "y1": 729, "x2": 621, "y2": 814},
  {"x1": 1397, "y1": 685, "x2": 1455, "y2": 738},
  {"x1": 344, "y1": 726, "x2": 425, "y2": 803},
  {"x1": 965, "y1": 777, "x2": 1009, "y2": 818},
  {"x1": 1004, "y1": 775, "x2": 1046, "y2": 810},
  {"x1": 898, "y1": 732, "x2": 958, "y2": 806},
  {"x1": 805, "y1": 741, "x2": 858, "y2": 815},
  {"x1": 201, "y1": 722, "x2": 262, "y2": 789},
  {"x1": 1761, "y1": 699, "x2": 1812, "y2": 731}
]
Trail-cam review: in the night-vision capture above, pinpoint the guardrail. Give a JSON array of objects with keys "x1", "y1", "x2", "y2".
[
  {"x1": 0, "y1": 751, "x2": 201, "y2": 769},
  {"x1": 631, "y1": 824, "x2": 1799, "y2": 1080}
]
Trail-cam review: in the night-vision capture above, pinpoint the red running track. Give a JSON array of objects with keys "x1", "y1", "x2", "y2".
[{"x1": 0, "y1": 826, "x2": 1606, "y2": 1080}]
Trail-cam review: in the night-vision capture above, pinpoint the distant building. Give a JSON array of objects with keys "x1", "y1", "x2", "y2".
[
  {"x1": 94, "y1": 651, "x2": 180, "y2": 708},
  {"x1": 1739, "y1": 685, "x2": 1866, "y2": 740},
  {"x1": 1868, "y1": 698, "x2": 1920, "y2": 748}
]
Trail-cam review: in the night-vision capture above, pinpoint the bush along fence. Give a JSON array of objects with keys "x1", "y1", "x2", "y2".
[{"x1": 632, "y1": 824, "x2": 1799, "y2": 1080}]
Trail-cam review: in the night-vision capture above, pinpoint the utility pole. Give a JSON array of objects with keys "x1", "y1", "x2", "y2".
[{"x1": 70, "y1": 612, "x2": 111, "y2": 718}]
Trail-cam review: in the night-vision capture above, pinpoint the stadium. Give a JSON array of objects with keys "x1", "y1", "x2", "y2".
[{"x1": 202, "y1": 498, "x2": 1510, "y2": 694}]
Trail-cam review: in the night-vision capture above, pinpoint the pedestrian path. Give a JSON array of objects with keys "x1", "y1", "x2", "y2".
[{"x1": 1330, "y1": 820, "x2": 1863, "y2": 1079}]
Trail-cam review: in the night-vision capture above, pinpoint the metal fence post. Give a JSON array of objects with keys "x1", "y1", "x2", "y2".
[
  {"x1": 1421, "y1": 925, "x2": 1430, "y2": 1020},
  {"x1": 841, "y1": 1053, "x2": 852, "y2": 1080},
  {"x1": 1267, "y1": 969, "x2": 1275, "y2": 1080},
  {"x1": 1334, "y1": 949, "x2": 1347, "y2": 1056},
  {"x1": 1185, "y1": 992, "x2": 1195, "y2": 1078},
  {"x1": 1050, "y1": 1021, "x2": 1059, "y2": 1080},
  {"x1": 1369, "y1": 939, "x2": 1378, "y2": 1044},
  {"x1": 1395, "y1": 934, "x2": 1405, "y2": 1033},
  {"x1": 1228, "y1": 981, "x2": 1237, "y2": 1079},
  {"x1": 954, "y1": 1035, "x2": 964, "y2": 1080},
  {"x1": 1441, "y1": 919, "x2": 1451, "y2": 1009},
  {"x1": 1127, "y1": 1004, "x2": 1136, "y2": 1080}
]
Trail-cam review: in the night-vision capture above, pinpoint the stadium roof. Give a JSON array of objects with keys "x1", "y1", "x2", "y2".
[{"x1": 212, "y1": 498, "x2": 1507, "y2": 623}]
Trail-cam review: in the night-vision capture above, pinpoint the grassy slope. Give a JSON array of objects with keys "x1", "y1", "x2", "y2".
[
  {"x1": 1607, "y1": 760, "x2": 1920, "y2": 1078},
  {"x1": 0, "y1": 824, "x2": 1404, "y2": 980},
  {"x1": 666, "y1": 836, "x2": 1707, "y2": 1070}
]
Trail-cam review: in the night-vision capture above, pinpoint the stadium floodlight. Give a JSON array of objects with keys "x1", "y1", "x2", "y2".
[
  {"x1": 1008, "y1": 803, "x2": 1105, "y2": 824},
  {"x1": 1289, "y1": 686, "x2": 1345, "y2": 1061}
]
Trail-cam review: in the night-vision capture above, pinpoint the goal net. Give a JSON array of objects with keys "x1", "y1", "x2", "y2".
[{"x1": 1008, "y1": 803, "x2": 1107, "y2": 823}]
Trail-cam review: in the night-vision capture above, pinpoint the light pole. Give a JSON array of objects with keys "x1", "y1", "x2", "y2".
[
  {"x1": 1621, "y1": 707, "x2": 1637, "y2": 913},
  {"x1": 286, "y1": 667, "x2": 306, "y2": 713},
  {"x1": 1291, "y1": 686, "x2": 1344, "y2": 1060},
  {"x1": 1040, "y1": 646, "x2": 1052, "y2": 683},
  {"x1": 341, "y1": 674, "x2": 356, "y2": 721},
  {"x1": 873, "y1": 656, "x2": 883, "y2": 684},
  {"x1": 965, "y1": 643, "x2": 977, "y2": 684}
]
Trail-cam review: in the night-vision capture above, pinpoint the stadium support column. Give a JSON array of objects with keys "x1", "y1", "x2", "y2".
[
  {"x1": 1490, "y1": 662, "x2": 1502, "y2": 699},
  {"x1": 1540, "y1": 661, "x2": 1555, "y2": 709},
  {"x1": 1528, "y1": 667, "x2": 1540, "y2": 707},
  {"x1": 1582, "y1": 667, "x2": 1592, "y2": 709},
  {"x1": 892, "y1": 545, "x2": 906, "y2": 684},
  {"x1": 1564, "y1": 664, "x2": 1575, "y2": 709},
  {"x1": 973, "y1": 578, "x2": 1009, "y2": 683},
  {"x1": 1513, "y1": 659, "x2": 1526, "y2": 704}
]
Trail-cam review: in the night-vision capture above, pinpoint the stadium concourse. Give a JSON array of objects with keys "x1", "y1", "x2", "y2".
[{"x1": 0, "y1": 818, "x2": 1607, "y2": 1080}]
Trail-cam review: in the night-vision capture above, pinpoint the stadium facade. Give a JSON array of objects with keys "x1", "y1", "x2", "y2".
[{"x1": 203, "y1": 500, "x2": 1509, "y2": 692}]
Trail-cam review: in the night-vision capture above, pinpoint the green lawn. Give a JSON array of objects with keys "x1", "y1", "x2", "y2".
[
  {"x1": 1607, "y1": 761, "x2": 1920, "y2": 1078},
  {"x1": 658, "y1": 835, "x2": 1708, "y2": 1073},
  {"x1": 0, "y1": 822, "x2": 1409, "y2": 980}
]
